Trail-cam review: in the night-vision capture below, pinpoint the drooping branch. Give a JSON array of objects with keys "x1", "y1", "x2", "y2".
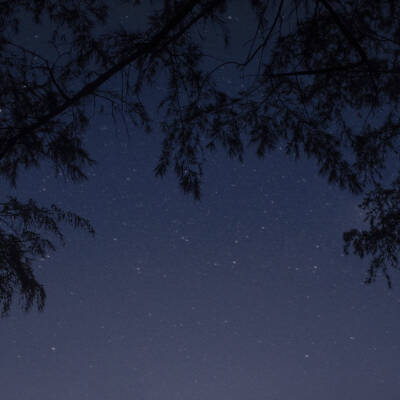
[
  {"x1": 319, "y1": 0, "x2": 369, "y2": 65},
  {"x1": 0, "y1": 0, "x2": 225, "y2": 162}
]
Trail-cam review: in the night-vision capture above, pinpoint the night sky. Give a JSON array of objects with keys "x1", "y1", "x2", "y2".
[{"x1": 1, "y1": 2, "x2": 400, "y2": 399}]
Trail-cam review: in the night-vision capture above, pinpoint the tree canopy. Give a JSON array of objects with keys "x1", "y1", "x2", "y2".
[{"x1": 1, "y1": 0, "x2": 400, "y2": 315}]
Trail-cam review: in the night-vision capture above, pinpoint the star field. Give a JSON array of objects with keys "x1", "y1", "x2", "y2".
[{"x1": 1, "y1": 2, "x2": 400, "y2": 399}]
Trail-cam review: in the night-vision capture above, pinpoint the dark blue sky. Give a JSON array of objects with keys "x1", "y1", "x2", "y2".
[{"x1": 1, "y1": 1, "x2": 400, "y2": 399}]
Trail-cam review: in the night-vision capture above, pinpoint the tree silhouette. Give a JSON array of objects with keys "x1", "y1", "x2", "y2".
[{"x1": 1, "y1": 0, "x2": 400, "y2": 314}]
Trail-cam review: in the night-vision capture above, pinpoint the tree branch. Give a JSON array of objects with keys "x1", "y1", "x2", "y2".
[
  {"x1": 319, "y1": 0, "x2": 369, "y2": 64},
  {"x1": 264, "y1": 61, "x2": 364, "y2": 78},
  {"x1": 0, "y1": 0, "x2": 225, "y2": 161}
]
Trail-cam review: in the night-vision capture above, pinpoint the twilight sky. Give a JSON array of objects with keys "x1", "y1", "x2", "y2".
[{"x1": 1, "y1": 2, "x2": 400, "y2": 399}]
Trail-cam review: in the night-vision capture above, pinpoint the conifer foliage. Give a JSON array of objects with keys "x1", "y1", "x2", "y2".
[{"x1": 1, "y1": 0, "x2": 400, "y2": 314}]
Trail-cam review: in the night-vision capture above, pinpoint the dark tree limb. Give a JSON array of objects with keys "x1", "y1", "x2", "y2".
[{"x1": 0, "y1": 0, "x2": 225, "y2": 161}]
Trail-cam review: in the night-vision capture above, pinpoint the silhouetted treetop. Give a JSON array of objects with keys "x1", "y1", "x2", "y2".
[{"x1": 1, "y1": 0, "x2": 400, "y2": 314}]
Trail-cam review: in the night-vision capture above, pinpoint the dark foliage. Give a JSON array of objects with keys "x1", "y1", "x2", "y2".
[
  {"x1": 343, "y1": 178, "x2": 400, "y2": 288},
  {"x1": 1, "y1": 0, "x2": 400, "y2": 314},
  {"x1": 0, "y1": 197, "x2": 93, "y2": 315}
]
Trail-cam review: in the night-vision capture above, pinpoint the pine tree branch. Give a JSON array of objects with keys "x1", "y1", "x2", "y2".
[
  {"x1": 265, "y1": 61, "x2": 364, "y2": 78},
  {"x1": 0, "y1": 0, "x2": 224, "y2": 161},
  {"x1": 319, "y1": 0, "x2": 369, "y2": 65}
]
